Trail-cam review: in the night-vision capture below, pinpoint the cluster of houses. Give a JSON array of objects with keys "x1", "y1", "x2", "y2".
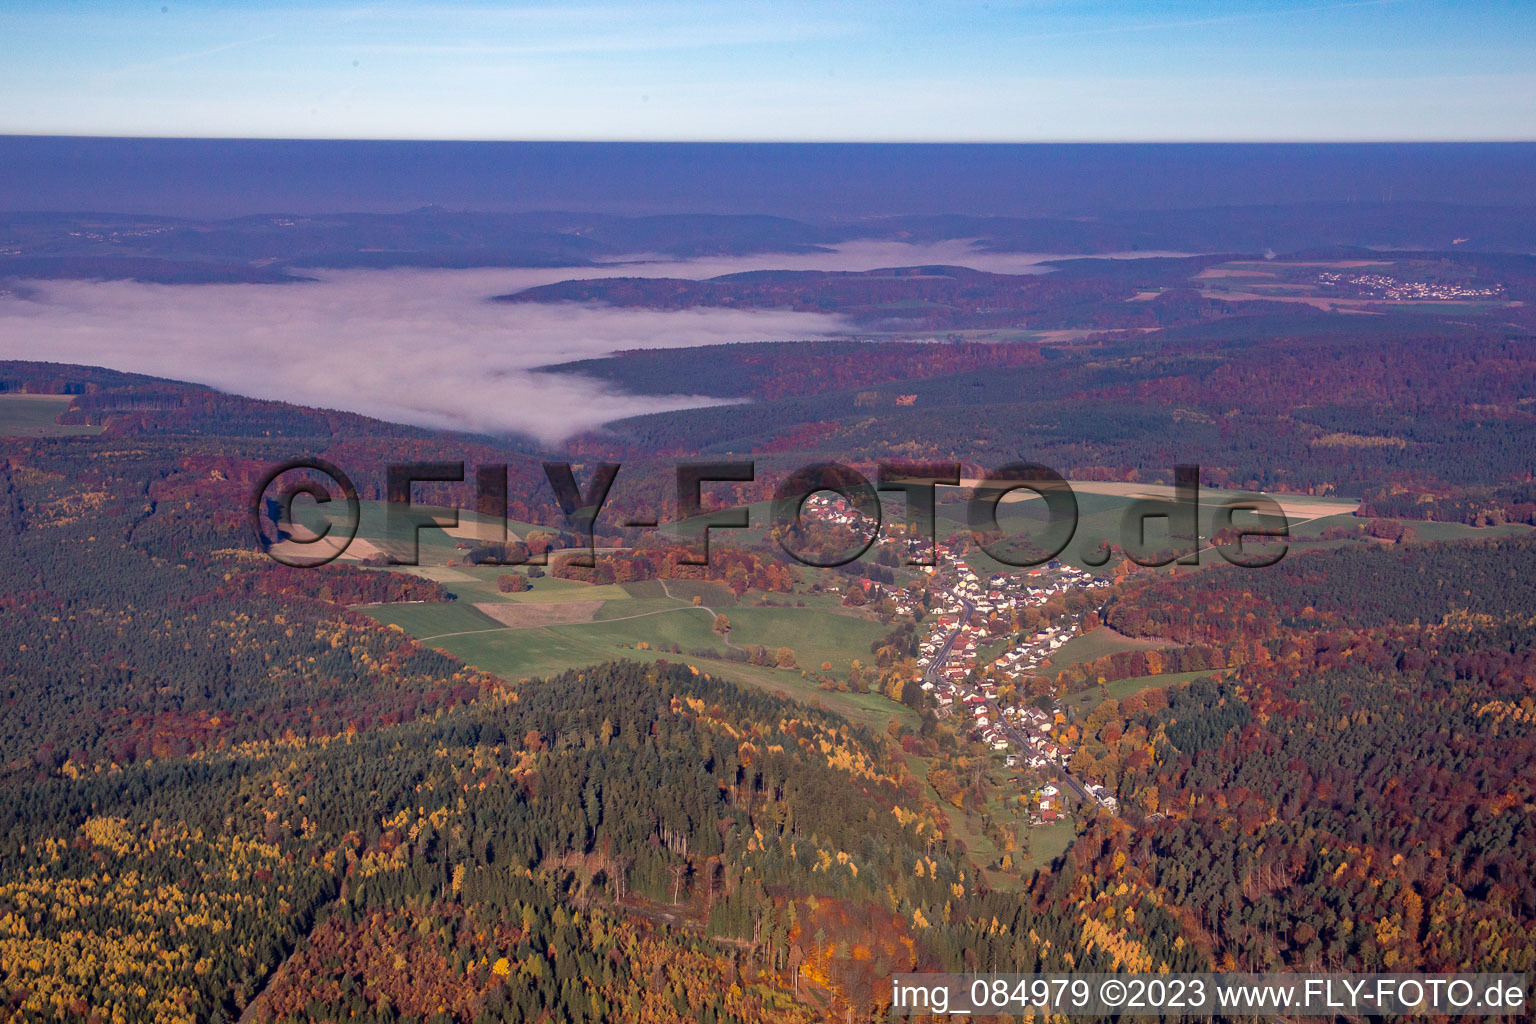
[
  {"x1": 1316, "y1": 270, "x2": 1504, "y2": 301},
  {"x1": 802, "y1": 491, "x2": 880, "y2": 532},
  {"x1": 942, "y1": 556, "x2": 1109, "y2": 616},
  {"x1": 1001, "y1": 702, "x2": 1069, "y2": 765},
  {"x1": 822, "y1": 575, "x2": 921, "y2": 618},
  {"x1": 915, "y1": 559, "x2": 1110, "y2": 689},
  {"x1": 979, "y1": 626, "x2": 1069, "y2": 681},
  {"x1": 914, "y1": 556, "x2": 1121, "y2": 821},
  {"x1": 809, "y1": 530, "x2": 1125, "y2": 822}
]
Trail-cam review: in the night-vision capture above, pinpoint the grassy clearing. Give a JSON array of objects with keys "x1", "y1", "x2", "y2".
[
  {"x1": 1045, "y1": 627, "x2": 1172, "y2": 675},
  {"x1": 474, "y1": 601, "x2": 606, "y2": 627},
  {"x1": 318, "y1": 500, "x2": 552, "y2": 564},
  {"x1": 429, "y1": 625, "x2": 630, "y2": 680},
  {"x1": 385, "y1": 586, "x2": 913, "y2": 732},
  {"x1": 1284, "y1": 513, "x2": 1368, "y2": 553},
  {"x1": 899, "y1": 753, "x2": 1054, "y2": 889},
  {"x1": 1285, "y1": 515, "x2": 1535, "y2": 554},
  {"x1": 1398, "y1": 520, "x2": 1536, "y2": 542},
  {"x1": 554, "y1": 605, "x2": 724, "y2": 652},
  {"x1": 724, "y1": 606, "x2": 887, "y2": 674},
  {"x1": 496, "y1": 581, "x2": 640, "y2": 604},
  {"x1": 902, "y1": 754, "x2": 1001, "y2": 869},
  {"x1": 1020, "y1": 818, "x2": 1078, "y2": 870},
  {"x1": 388, "y1": 564, "x2": 648, "y2": 606},
  {"x1": 0, "y1": 394, "x2": 101, "y2": 437},
  {"x1": 654, "y1": 578, "x2": 740, "y2": 607},
  {"x1": 361, "y1": 601, "x2": 504, "y2": 639},
  {"x1": 942, "y1": 803, "x2": 1000, "y2": 873},
  {"x1": 373, "y1": 561, "x2": 885, "y2": 681},
  {"x1": 665, "y1": 499, "x2": 778, "y2": 546},
  {"x1": 416, "y1": 610, "x2": 914, "y2": 734},
  {"x1": 364, "y1": 564, "x2": 1020, "y2": 871},
  {"x1": 943, "y1": 485, "x2": 1354, "y2": 572},
  {"x1": 1062, "y1": 669, "x2": 1218, "y2": 716},
  {"x1": 711, "y1": 664, "x2": 916, "y2": 733},
  {"x1": 590, "y1": 596, "x2": 681, "y2": 620},
  {"x1": 783, "y1": 588, "x2": 860, "y2": 612}
]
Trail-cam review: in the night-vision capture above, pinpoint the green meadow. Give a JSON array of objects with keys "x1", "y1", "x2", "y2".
[
  {"x1": 1062, "y1": 669, "x2": 1220, "y2": 717},
  {"x1": 364, "y1": 601, "x2": 505, "y2": 639},
  {"x1": 936, "y1": 483, "x2": 1337, "y2": 573},
  {"x1": 0, "y1": 394, "x2": 102, "y2": 437},
  {"x1": 356, "y1": 546, "x2": 907, "y2": 733},
  {"x1": 1020, "y1": 818, "x2": 1078, "y2": 870},
  {"x1": 1045, "y1": 627, "x2": 1170, "y2": 675}
]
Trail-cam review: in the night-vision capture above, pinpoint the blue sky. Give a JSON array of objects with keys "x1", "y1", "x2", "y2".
[{"x1": 2, "y1": 0, "x2": 1532, "y2": 140}]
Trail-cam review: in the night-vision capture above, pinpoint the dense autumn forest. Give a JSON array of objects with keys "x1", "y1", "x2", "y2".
[
  {"x1": 0, "y1": 400, "x2": 1112, "y2": 1022},
  {"x1": 3, "y1": 259, "x2": 1536, "y2": 1024},
  {"x1": 585, "y1": 321, "x2": 1536, "y2": 512},
  {"x1": 1048, "y1": 539, "x2": 1536, "y2": 976}
]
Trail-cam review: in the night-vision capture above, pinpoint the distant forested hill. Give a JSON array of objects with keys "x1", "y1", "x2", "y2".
[
  {"x1": 6, "y1": 202, "x2": 1536, "y2": 281},
  {"x1": 578, "y1": 318, "x2": 1536, "y2": 522}
]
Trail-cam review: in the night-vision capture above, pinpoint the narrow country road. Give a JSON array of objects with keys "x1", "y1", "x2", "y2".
[{"x1": 657, "y1": 578, "x2": 742, "y2": 650}]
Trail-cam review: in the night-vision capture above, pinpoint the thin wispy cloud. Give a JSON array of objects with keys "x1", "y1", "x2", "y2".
[
  {"x1": 144, "y1": 33, "x2": 281, "y2": 68},
  {"x1": 356, "y1": 24, "x2": 838, "y2": 57},
  {"x1": 94, "y1": 32, "x2": 283, "y2": 85},
  {"x1": 317, "y1": 0, "x2": 856, "y2": 57},
  {"x1": 1009, "y1": 0, "x2": 1408, "y2": 43}
]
